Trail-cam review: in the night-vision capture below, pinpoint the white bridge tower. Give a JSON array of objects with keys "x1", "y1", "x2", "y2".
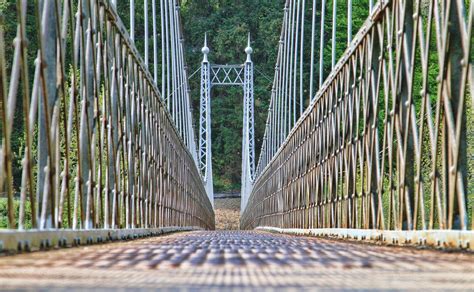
[{"x1": 198, "y1": 34, "x2": 255, "y2": 210}]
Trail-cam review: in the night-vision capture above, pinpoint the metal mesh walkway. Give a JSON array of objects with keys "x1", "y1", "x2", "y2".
[{"x1": 1, "y1": 231, "x2": 472, "y2": 290}]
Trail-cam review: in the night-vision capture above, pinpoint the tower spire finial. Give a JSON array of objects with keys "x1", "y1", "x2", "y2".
[
  {"x1": 245, "y1": 33, "x2": 253, "y2": 62},
  {"x1": 202, "y1": 32, "x2": 210, "y2": 63}
]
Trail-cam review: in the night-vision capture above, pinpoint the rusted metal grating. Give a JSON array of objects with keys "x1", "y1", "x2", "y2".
[{"x1": 0, "y1": 231, "x2": 472, "y2": 290}]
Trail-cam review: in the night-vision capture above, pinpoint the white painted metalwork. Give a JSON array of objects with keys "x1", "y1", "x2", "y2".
[
  {"x1": 211, "y1": 65, "x2": 244, "y2": 86},
  {"x1": 241, "y1": 34, "x2": 256, "y2": 210},
  {"x1": 198, "y1": 34, "x2": 255, "y2": 209},
  {"x1": 199, "y1": 35, "x2": 214, "y2": 204}
]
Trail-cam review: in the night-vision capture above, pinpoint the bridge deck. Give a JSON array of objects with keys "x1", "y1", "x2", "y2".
[{"x1": 0, "y1": 231, "x2": 472, "y2": 290}]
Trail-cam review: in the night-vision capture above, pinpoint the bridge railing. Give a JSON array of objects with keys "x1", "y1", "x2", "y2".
[
  {"x1": 0, "y1": 0, "x2": 214, "y2": 249},
  {"x1": 242, "y1": 0, "x2": 473, "y2": 246}
]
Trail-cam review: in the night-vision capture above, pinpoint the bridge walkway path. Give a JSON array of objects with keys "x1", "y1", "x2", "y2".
[{"x1": 1, "y1": 231, "x2": 472, "y2": 290}]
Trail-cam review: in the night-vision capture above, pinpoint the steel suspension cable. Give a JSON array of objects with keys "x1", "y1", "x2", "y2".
[
  {"x1": 299, "y1": 0, "x2": 305, "y2": 116},
  {"x1": 144, "y1": 0, "x2": 148, "y2": 67},
  {"x1": 309, "y1": 0, "x2": 317, "y2": 102},
  {"x1": 319, "y1": 0, "x2": 326, "y2": 87},
  {"x1": 153, "y1": 0, "x2": 158, "y2": 82},
  {"x1": 331, "y1": 0, "x2": 337, "y2": 69}
]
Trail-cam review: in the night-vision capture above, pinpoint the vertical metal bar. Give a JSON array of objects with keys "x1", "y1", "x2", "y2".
[
  {"x1": 55, "y1": 0, "x2": 72, "y2": 228},
  {"x1": 164, "y1": 0, "x2": 171, "y2": 109},
  {"x1": 18, "y1": 0, "x2": 37, "y2": 229},
  {"x1": 299, "y1": 0, "x2": 305, "y2": 115},
  {"x1": 283, "y1": 2, "x2": 291, "y2": 139},
  {"x1": 288, "y1": 0, "x2": 296, "y2": 129},
  {"x1": 0, "y1": 3, "x2": 14, "y2": 228},
  {"x1": 445, "y1": 0, "x2": 469, "y2": 230},
  {"x1": 161, "y1": 0, "x2": 166, "y2": 95},
  {"x1": 145, "y1": 0, "x2": 149, "y2": 67},
  {"x1": 171, "y1": 0, "x2": 178, "y2": 125},
  {"x1": 37, "y1": 0, "x2": 58, "y2": 229},
  {"x1": 309, "y1": 0, "x2": 317, "y2": 102},
  {"x1": 130, "y1": 0, "x2": 135, "y2": 42},
  {"x1": 348, "y1": 0, "x2": 352, "y2": 45},
  {"x1": 71, "y1": 1, "x2": 82, "y2": 230},
  {"x1": 153, "y1": 0, "x2": 158, "y2": 82},
  {"x1": 319, "y1": 0, "x2": 326, "y2": 87},
  {"x1": 331, "y1": 0, "x2": 337, "y2": 69},
  {"x1": 293, "y1": 0, "x2": 301, "y2": 123}
]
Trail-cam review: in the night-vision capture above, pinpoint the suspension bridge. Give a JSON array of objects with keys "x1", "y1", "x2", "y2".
[{"x1": 0, "y1": 0, "x2": 473, "y2": 289}]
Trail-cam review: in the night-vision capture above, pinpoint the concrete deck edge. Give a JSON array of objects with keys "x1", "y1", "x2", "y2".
[
  {"x1": 0, "y1": 226, "x2": 204, "y2": 253},
  {"x1": 256, "y1": 227, "x2": 474, "y2": 251}
]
